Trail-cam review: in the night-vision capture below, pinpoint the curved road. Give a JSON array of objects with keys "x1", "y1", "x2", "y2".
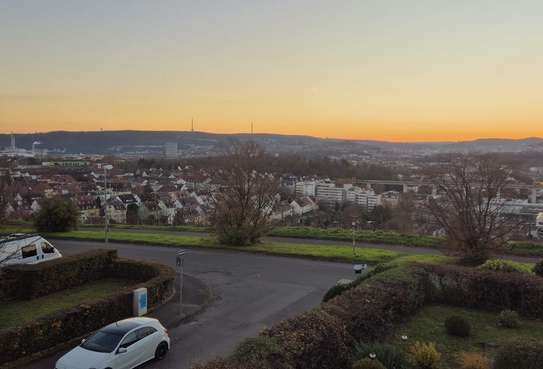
[{"x1": 21, "y1": 239, "x2": 353, "y2": 369}]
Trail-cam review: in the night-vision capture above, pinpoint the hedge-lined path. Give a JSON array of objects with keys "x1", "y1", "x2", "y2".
[{"x1": 19, "y1": 239, "x2": 352, "y2": 369}]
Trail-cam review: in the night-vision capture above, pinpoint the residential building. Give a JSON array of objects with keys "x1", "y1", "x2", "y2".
[
  {"x1": 316, "y1": 183, "x2": 346, "y2": 205},
  {"x1": 295, "y1": 181, "x2": 317, "y2": 197}
]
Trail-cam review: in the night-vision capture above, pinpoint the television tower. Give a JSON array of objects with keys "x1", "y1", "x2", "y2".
[
  {"x1": 251, "y1": 121, "x2": 254, "y2": 135},
  {"x1": 191, "y1": 118, "x2": 194, "y2": 132}
]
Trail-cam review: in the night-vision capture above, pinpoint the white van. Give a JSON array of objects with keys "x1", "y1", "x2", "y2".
[{"x1": 0, "y1": 234, "x2": 62, "y2": 267}]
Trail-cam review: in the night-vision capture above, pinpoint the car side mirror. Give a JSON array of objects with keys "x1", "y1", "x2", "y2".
[{"x1": 117, "y1": 347, "x2": 127, "y2": 354}]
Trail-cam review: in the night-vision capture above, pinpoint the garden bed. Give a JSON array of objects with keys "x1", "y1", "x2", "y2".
[
  {"x1": 388, "y1": 304, "x2": 543, "y2": 368},
  {"x1": 0, "y1": 278, "x2": 132, "y2": 330}
]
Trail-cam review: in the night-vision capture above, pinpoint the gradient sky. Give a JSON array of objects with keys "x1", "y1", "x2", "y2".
[{"x1": 1, "y1": 0, "x2": 542, "y2": 141}]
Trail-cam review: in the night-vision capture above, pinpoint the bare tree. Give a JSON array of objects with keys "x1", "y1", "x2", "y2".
[
  {"x1": 425, "y1": 156, "x2": 516, "y2": 264},
  {"x1": 211, "y1": 141, "x2": 278, "y2": 246},
  {"x1": 0, "y1": 172, "x2": 13, "y2": 224}
]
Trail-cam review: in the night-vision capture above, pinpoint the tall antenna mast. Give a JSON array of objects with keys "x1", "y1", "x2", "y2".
[
  {"x1": 191, "y1": 118, "x2": 194, "y2": 132},
  {"x1": 251, "y1": 121, "x2": 254, "y2": 135}
]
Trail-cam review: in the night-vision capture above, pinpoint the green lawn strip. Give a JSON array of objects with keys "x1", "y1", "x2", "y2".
[
  {"x1": 0, "y1": 279, "x2": 130, "y2": 330},
  {"x1": 269, "y1": 226, "x2": 444, "y2": 248},
  {"x1": 388, "y1": 304, "x2": 543, "y2": 369},
  {"x1": 80, "y1": 224, "x2": 210, "y2": 233},
  {"x1": 508, "y1": 241, "x2": 543, "y2": 257},
  {"x1": 242, "y1": 242, "x2": 402, "y2": 264}
]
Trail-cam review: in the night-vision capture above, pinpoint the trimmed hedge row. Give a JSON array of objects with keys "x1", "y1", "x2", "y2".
[
  {"x1": 0, "y1": 249, "x2": 117, "y2": 301},
  {"x1": 423, "y1": 263, "x2": 543, "y2": 318},
  {"x1": 0, "y1": 250, "x2": 175, "y2": 364},
  {"x1": 322, "y1": 266, "x2": 427, "y2": 342}
]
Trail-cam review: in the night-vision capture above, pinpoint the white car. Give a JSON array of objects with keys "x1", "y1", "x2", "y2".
[{"x1": 55, "y1": 317, "x2": 170, "y2": 369}]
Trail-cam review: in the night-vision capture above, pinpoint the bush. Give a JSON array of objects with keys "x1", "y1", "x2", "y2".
[
  {"x1": 0, "y1": 249, "x2": 118, "y2": 301},
  {"x1": 34, "y1": 196, "x2": 79, "y2": 232},
  {"x1": 533, "y1": 260, "x2": 543, "y2": 277},
  {"x1": 498, "y1": 309, "x2": 520, "y2": 328},
  {"x1": 232, "y1": 336, "x2": 292, "y2": 369},
  {"x1": 409, "y1": 342, "x2": 441, "y2": 369},
  {"x1": 445, "y1": 316, "x2": 471, "y2": 337},
  {"x1": 193, "y1": 359, "x2": 255, "y2": 369},
  {"x1": 352, "y1": 358, "x2": 387, "y2": 369},
  {"x1": 263, "y1": 309, "x2": 352, "y2": 369},
  {"x1": 423, "y1": 264, "x2": 543, "y2": 318},
  {"x1": 459, "y1": 352, "x2": 490, "y2": 369},
  {"x1": 323, "y1": 266, "x2": 427, "y2": 341},
  {"x1": 478, "y1": 259, "x2": 531, "y2": 274},
  {"x1": 353, "y1": 342, "x2": 410, "y2": 369},
  {"x1": 493, "y1": 339, "x2": 543, "y2": 369},
  {"x1": 322, "y1": 283, "x2": 352, "y2": 303}
]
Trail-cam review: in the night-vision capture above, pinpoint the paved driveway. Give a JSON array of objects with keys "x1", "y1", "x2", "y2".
[{"x1": 20, "y1": 240, "x2": 353, "y2": 369}]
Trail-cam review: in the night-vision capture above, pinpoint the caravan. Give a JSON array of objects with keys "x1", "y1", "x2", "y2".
[{"x1": 0, "y1": 233, "x2": 62, "y2": 267}]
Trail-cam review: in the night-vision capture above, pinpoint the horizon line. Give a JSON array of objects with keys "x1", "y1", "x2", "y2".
[{"x1": 0, "y1": 129, "x2": 542, "y2": 145}]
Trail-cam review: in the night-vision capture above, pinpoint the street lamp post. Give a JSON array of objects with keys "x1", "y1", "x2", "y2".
[
  {"x1": 175, "y1": 250, "x2": 187, "y2": 316},
  {"x1": 103, "y1": 164, "x2": 113, "y2": 244}
]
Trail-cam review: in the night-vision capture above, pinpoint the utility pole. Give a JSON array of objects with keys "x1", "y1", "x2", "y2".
[
  {"x1": 176, "y1": 250, "x2": 187, "y2": 316},
  {"x1": 103, "y1": 164, "x2": 113, "y2": 243}
]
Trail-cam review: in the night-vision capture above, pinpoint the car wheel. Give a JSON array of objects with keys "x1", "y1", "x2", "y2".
[{"x1": 155, "y1": 342, "x2": 169, "y2": 360}]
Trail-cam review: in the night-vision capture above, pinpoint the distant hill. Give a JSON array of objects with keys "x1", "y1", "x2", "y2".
[{"x1": 0, "y1": 130, "x2": 541, "y2": 156}]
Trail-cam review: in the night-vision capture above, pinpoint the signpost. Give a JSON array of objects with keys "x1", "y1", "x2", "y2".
[{"x1": 175, "y1": 250, "x2": 187, "y2": 316}]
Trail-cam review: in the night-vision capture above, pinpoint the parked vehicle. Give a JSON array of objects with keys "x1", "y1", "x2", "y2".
[
  {"x1": 0, "y1": 233, "x2": 62, "y2": 267},
  {"x1": 537, "y1": 212, "x2": 543, "y2": 239},
  {"x1": 55, "y1": 317, "x2": 170, "y2": 369}
]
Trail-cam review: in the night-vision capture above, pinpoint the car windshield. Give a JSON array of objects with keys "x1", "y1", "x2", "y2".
[{"x1": 81, "y1": 330, "x2": 124, "y2": 353}]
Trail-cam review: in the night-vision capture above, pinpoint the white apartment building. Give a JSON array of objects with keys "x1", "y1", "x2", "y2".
[
  {"x1": 316, "y1": 183, "x2": 346, "y2": 205},
  {"x1": 345, "y1": 186, "x2": 379, "y2": 210},
  {"x1": 295, "y1": 181, "x2": 317, "y2": 197}
]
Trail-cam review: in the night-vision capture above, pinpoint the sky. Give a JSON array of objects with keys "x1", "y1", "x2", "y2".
[{"x1": 1, "y1": 0, "x2": 542, "y2": 142}]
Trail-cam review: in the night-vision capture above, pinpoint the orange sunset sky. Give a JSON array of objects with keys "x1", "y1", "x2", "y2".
[{"x1": 1, "y1": 1, "x2": 542, "y2": 142}]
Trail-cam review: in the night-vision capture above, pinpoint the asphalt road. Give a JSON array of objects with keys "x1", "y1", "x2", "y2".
[{"x1": 20, "y1": 240, "x2": 353, "y2": 369}]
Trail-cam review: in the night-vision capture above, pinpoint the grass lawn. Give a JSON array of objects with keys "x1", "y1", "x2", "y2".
[
  {"x1": 0, "y1": 279, "x2": 130, "y2": 330},
  {"x1": 269, "y1": 226, "x2": 443, "y2": 248},
  {"x1": 389, "y1": 304, "x2": 543, "y2": 368},
  {"x1": 54, "y1": 230, "x2": 409, "y2": 264}
]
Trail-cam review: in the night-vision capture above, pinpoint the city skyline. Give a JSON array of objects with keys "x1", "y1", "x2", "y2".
[{"x1": 2, "y1": 1, "x2": 542, "y2": 141}]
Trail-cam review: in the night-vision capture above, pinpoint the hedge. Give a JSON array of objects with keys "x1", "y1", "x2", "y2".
[
  {"x1": 0, "y1": 249, "x2": 117, "y2": 301},
  {"x1": 322, "y1": 266, "x2": 427, "y2": 342},
  {"x1": 423, "y1": 263, "x2": 543, "y2": 318},
  {"x1": 262, "y1": 309, "x2": 352, "y2": 369},
  {"x1": 0, "y1": 250, "x2": 175, "y2": 365}
]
